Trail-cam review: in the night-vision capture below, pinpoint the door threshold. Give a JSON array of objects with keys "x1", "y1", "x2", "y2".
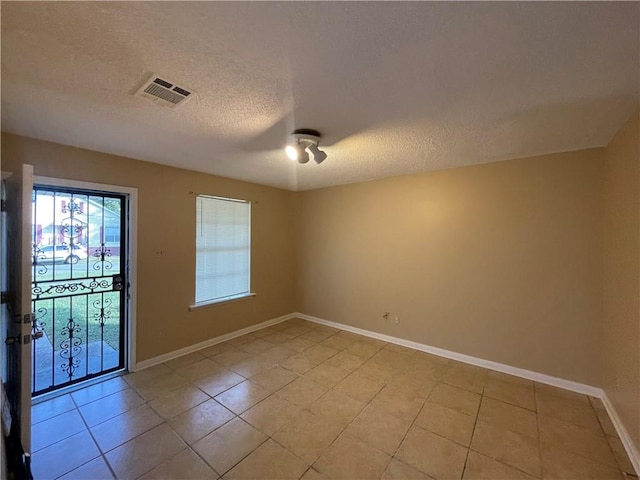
[{"x1": 31, "y1": 369, "x2": 128, "y2": 405}]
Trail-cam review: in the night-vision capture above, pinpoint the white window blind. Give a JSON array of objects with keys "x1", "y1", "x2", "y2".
[{"x1": 195, "y1": 195, "x2": 251, "y2": 304}]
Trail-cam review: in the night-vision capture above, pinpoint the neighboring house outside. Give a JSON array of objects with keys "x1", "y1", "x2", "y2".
[{"x1": 32, "y1": 192, "x2": 122, "y2": 257}]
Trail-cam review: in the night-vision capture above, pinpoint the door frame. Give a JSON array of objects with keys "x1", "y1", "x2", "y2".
[
  {"x1": 33, "y1": 176, "x2": 138, "y2": 374},
  {"x1": 1, "y1": 165, "x2": 34, "y2": 474}
]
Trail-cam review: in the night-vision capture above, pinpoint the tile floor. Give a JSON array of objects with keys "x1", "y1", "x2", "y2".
[{"x1": 31, "y1": 318, "x2": 636, "y2": 480}]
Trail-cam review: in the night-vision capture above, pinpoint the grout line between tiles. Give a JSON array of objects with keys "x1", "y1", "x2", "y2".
[
  {"x1": 459, "y1": 378, "x2": 485, "y2": 480},
  {"x1": 532, "y1": 381, "x2": 543, "y2": 480},
  {"x1": 34, "y1": 318, "x2": 634, "y2": 480},
  {"x1": 54, "y1": 396, "x2": 117, "y2": 480}
]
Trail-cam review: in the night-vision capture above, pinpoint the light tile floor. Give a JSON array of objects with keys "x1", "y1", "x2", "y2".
[{"x1": 31, "y1": 318, "x2": 637, "y2": 480}]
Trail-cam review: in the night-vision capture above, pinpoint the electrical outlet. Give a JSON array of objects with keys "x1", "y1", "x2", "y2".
[
  {"x1": 615, "y1": 377, "x2": 620, "y2": 390},
  {"x1": 394, "y1": 315, "x2": 400, "y2": 324}
]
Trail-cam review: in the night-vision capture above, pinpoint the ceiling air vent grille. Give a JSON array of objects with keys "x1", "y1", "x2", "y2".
[{"x1": 134, "y1": 74, "x2": 194, "y2": 108}]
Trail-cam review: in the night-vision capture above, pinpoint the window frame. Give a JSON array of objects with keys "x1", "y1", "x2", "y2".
[{"x1": 190, "y1": 194, "x2": 254, "y2": 310}]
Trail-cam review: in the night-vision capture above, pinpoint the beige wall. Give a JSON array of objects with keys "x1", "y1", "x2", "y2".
[
  {"x1": 3, "y1": 119, "x2": 638, "y2": 450},
  {"x1": 297, "y1": 149, "x2": 604, "y2": 386},
  {"x1": 1, "y1": 133, "x2": 298, "y2": 362},
  {"x1": 602, "y1": 112, "x2": 640, "y2": 449},
  {"x1": 4, "y1": 122, "x2": 638, "y2": 450}
]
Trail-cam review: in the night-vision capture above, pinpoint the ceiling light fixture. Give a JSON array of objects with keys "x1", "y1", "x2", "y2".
[
  {"x1": 306, "y1": 143, "x2": 327, "y2": 165},
  {"x1": 286, "y1": 143, "x2": 309, "y2": 163},
  {"x1": 286, "y1": 129, "x2": 327, "y2": 165}
]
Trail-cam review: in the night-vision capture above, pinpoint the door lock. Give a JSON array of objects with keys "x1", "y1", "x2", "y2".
[
  {"x1": 112, "y1": 274, "x2": 125, "y2": 291},
  {"x1": 4, "y1": 335, "x2": 20, "y2": 345},
  {"x1": 5, "y1": 334, "x2": 32, "y2": 345}
]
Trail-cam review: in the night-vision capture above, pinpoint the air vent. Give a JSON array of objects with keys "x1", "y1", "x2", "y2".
[{"x1": 134, "y1": 74, "x2": 194, "y2": 108}]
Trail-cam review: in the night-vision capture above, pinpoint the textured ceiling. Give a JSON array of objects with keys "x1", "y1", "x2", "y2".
[{"x1": 1, "y1": 2, "x2": 638, "y2": 191}]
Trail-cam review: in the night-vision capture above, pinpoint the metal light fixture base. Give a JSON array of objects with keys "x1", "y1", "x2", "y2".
[{"x1": 288, "y1": 129, "x2": 327, "y2": 164}]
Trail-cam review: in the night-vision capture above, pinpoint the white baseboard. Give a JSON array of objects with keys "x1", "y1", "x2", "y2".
[
  {"x1": 132, "y1": 309, "x2": 639, "y2": 476},
  {"x1": 601, "y1": 393, "x2": 640, "y2": 477},
  {"x1": 295, "y1": 312, "x2": 602, "y2": 396},
  {"x1": 296, "y1": 312, "x2": 640, "y2": 476},
  {"x1": 133, "y1": 313, "x2": 294, "y2": 371}
]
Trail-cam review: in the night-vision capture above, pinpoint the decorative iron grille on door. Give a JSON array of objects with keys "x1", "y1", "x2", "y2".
[{"x1": 31, "y1": 186, "x2": 127, "y2": 396}]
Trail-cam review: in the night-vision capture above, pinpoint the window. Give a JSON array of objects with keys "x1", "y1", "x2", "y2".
[
  {"x1": 194, "y1": 195, "x2": 251, "y2": 305},
  {"x1": 104, "y1": 226, "x2": 120, "y2": 243}
]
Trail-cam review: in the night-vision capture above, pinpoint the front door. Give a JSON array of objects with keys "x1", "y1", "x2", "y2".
[
  {"x1": 30, "y1": 185, "x2": 128, "y2": 396},
  {"x1": 1, "y1": 164, "x2": 34, "y2": 478}
]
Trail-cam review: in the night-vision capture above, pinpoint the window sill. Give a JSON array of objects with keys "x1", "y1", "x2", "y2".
[{"x1": 189, "y1": 293, "x2": 256, "y2": 311}]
